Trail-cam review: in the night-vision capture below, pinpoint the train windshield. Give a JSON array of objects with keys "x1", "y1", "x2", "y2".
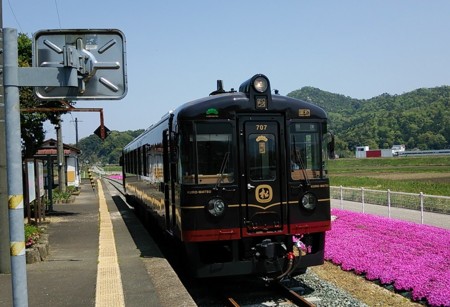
[
  {"x1": 290, "y1": 122, "x2": 322, "y2": 180},
  {"x1": 180, "y1": 122, "x2": 234, "y2": 184},
  {"x1": 248, "y1": 133, "x2": 276, "y2": 181}
]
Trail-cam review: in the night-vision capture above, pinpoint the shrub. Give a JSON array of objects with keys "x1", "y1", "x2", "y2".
[{"x1": 25, "y1": 224, "x2": 41, "y2": 248}]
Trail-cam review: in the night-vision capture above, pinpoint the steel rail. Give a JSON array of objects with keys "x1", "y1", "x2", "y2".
[{"x1": 274, "y1": 280, "x2": 315, "y2": 307}]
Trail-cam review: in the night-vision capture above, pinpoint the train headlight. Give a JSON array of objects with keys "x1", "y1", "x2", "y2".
[
  {"x1": 206, "y1": 198, "x2": 226, "y2": 217},
  {"x1": 301, "y1": 193, "x2": 317, "y2": 211},
  {"x1": 253, "y1": 76, "x2": 269, "y2": 93}
]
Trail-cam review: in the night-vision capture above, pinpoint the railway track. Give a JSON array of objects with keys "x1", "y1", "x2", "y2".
[
  {"x1": 103, "y1": 176, "x2": 125, "y2": 195},
  {"x1": 223, "y1": 277, "x2": 316, "y2": 307},
  {"x1": 274, "y1": 278, "x2": 316, "y2": 306}
]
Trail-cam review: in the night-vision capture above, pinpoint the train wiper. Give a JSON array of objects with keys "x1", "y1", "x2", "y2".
[
  {"x1": 214, "y1": 151, "x2": 230, "y2": 190},
  {"x1": 292, "y1": 136, "x2": 311, "y2": 189}
]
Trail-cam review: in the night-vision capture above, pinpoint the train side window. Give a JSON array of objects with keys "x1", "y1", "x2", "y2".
[
  {"x1": 179, "y1": 122, "x2": 195, "y2": 183},
  {"x1": 322, "y1": 131, "x2": 334, "y2": 178},
  {"x1": 148, "y1": 143, "x2": 164, "y2": 183},
  {"x1": 290, "y1": 123, "x2": 321, "y2": 180},
  {"x1": 180, "y1": 122, "x2": 234, "y2": 184},
  {"x1": 137, "y1": 147, "x2": 142, "y2": 175}
]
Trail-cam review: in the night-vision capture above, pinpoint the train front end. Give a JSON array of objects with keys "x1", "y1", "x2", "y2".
[{"x1": 176, "y1": 75, "x2": 333, "y2": 278}]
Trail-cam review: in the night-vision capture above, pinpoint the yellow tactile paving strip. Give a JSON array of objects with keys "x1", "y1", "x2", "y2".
[{"x1": 95, "y1": 180, "x2": 125, "y2": 307}]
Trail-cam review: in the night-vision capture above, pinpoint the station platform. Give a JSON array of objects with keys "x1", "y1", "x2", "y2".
[{"x1": 0, "y1": 180, "x2": 196, "y2": 307}]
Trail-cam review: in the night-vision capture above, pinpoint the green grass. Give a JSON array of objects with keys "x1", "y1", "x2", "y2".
[
  {"x1": 102, "y1": 165, "x2": 121, "y2": 172},
  {"x1": 328, "y1": 156, "x2": 450, "y2": 196},
  {"x1": 329, "y1": 156, "x2": 450, "y2": 172}
]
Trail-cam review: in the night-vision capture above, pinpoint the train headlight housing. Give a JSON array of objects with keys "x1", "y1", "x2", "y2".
[
  {"x1": 301, "y1": 193, "x2": 317, "y2": 211},
  {"x1": 206, "y1": 198, "x2": 226, "y2": 217},
  {"x1": 253, "y1": 76, "x2": 269, "y2": 93},
  {"x1": 239, "y1": 74, "x2": 272, "y2": 109}
]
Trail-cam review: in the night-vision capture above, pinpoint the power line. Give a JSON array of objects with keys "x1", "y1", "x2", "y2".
[
  {"x1": 54, "y1": 0, "x2": 62, "y2": 28},
  {"x1": 6, "y1": 1, "x2": 62, "y2": 32},
  {"x1": 6, "y1": 0, "x2": 23, "y2": 33}
]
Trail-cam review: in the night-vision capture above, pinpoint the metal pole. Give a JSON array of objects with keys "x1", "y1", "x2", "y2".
[
  {"x1": 56, "y1": 114, "x2": 66, "y2": 192},
  {"x1": 47, "y1": 155, "x2": 54, "y2": 212},
  {"x1": 74, "y1": 117, "x2": 80, "y2": 187},
  {"x1": 387, "y1": 189, "x2": 391, "y2": 219},
  {"x1": 420, "y1": 192, "x2": 424, "y2": 225},
  {"x1": 4, "y1": 27, "x2": 29, "y2": 307},
  {"x1": 75, "y1": 117, "x2": 79, "y2": 148},
  {"x1": 0, "y1": 14, "x2": 12, "y2": 273},
  {"x1": 100, "y1": 109, "x2": 105, "y2": 139},
  {"x1": 361, "y1": 187, "x2": 365, "y2": 213},
  {"x1": 339, "y1": 185, "x2": 343, "y2": 209}
]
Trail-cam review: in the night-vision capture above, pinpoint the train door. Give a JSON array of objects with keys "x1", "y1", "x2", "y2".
[{"x1": 239, "y1": 115, "x2": 287, "y2": 236}]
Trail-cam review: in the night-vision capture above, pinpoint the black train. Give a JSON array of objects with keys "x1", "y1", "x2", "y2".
[{"x1": 122, "y1": 74, "x2": 334, "y2": 279}]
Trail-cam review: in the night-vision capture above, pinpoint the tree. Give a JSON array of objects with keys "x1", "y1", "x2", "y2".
[
  {"x1": 77, "y1": 130, "x2": 144, "y2": 165},
  {"x1": 417, "y1": 132, "x2": 447, "y2": 150},
  {"x1": 18, "y1": 33, "x2": 47, "y2": 158}
]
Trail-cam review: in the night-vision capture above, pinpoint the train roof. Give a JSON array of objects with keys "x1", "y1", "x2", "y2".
[
  {"x1": 124, "y1": 74, "x2": 328, "y2": 152},
  {"x1": 171, "y1": 91, "x2": 327, "y2": 121}
]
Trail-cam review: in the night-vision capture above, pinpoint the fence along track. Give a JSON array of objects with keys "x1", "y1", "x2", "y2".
[
  {"x1": 331, "y1": 186, "x2": 450, "y2": 228},
  {"x1": 331, "y1": 186, "x2": 450, "y2": 214}
]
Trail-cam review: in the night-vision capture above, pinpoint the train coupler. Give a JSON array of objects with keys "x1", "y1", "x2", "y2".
[{"x1": 253, "y1": 239, "x2": 287, "y2": 260}]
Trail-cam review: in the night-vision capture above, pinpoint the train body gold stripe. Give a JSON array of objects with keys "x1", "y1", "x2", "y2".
[
  {"x1": 181, "y1": 203, "x2": 282, "y2": 211},
  {"x1": 288, "y1": 198, "x2": 330, "y2": 205},
  {"x1": 10, "y1": 242, "x2": 25, "y2": 256},
  {"x1": 247, "y1": 202, "x2": 282, "y2": 210},
  {"x1": 8, "y1": 195, "x2": 24, "y2": 209},
  {"x1": 182, "y1": 199, "x2": 329, "y2": 210},
  {"x1": 181, "y1": 204, "x2": 240, "y2": 210}
]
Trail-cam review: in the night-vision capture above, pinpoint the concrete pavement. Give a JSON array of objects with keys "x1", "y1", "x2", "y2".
[{"x1": 0, "y1": 180, "x2": 196, "y2": 307}]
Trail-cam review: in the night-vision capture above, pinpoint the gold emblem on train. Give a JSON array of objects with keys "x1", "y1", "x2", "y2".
[
  {"x1": 299, "y1": 109, "x2": 311, "y2": 117},
  {"x1": 256, "y1": 135, "x2": 268, "y2": 154},
  {"x1": 255, "y1": 184, "x2": 273, "y2": 203}
]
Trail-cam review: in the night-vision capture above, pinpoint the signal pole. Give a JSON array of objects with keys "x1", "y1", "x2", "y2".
[
  {"x1": 4, "y1": 27, "x2": 29, "y2": 307},
  {"x1": 0, "y1": 0, "x2": 12, "y2": 274}
]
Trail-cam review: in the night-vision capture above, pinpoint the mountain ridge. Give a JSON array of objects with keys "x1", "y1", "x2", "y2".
[{"x1": 288, "y1": 85, "x2": 450, "y2": 156}]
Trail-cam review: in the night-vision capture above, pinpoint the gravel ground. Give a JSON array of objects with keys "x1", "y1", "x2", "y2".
[
  {"x1": 307, "y1": 262, "x2": 423, "y2": 307},
  {"x1": 296, "y1": 268, "x2": 369, "y2": 307}
]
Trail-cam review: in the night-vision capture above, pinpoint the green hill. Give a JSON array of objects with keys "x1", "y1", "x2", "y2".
[
  {"x1": 77, "y1": 129, "x2": 144, "y2": 165},
  {"x1": 288, "y1": 86, "x2": 450, "y2": 157}
]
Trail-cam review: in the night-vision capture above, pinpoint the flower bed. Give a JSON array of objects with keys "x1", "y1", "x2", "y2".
[
  {"x1": 108, "y1": 174, "x2": 123, "y2": 180},
  {"x1": 325, "y1": 208, "x2": 450, "y2": 306},
  {"x1": 25, "y1": 224, "x2": 41, "y2": 248},
  {"x1": 25, "y1": 224, "x2": 49, "y2": 263}
]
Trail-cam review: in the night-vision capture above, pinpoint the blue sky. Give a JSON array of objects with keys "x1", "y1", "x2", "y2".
[{"x1": 4, "y1": 1, "x2": 450, "y2": 144}]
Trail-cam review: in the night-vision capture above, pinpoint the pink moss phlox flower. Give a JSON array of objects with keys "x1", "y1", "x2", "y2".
[{"x1": 325, "y1": 208, "x2": 450, "y2": 306}]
